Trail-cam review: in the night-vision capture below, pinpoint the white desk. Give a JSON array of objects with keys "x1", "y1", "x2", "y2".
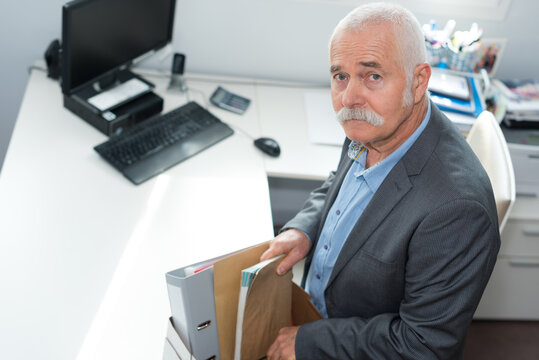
[
  {"x1": 255, "y1": 84, "x2": 341, "y2": 180},
  {"x1": 4, "y1": 62, "x2": 536, "y2": 360},
  {"x1": 0, "y1": 68, "x2": 283, "y2": 360}
]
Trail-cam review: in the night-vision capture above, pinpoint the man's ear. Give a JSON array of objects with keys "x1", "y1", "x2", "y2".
[{"x1": 412, "y1": 63, "x2": 431, "y2": 103}]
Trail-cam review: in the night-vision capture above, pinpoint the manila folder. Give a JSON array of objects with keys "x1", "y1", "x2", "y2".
[
  {"x1": 213, "y1": 242, "x2": 270, "y2": 360},
  {"x1": 240, "y1": 258, "x2": 292, "y2": 360}
]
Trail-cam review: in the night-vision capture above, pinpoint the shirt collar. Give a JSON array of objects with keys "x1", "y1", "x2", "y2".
[{"x1": 346, "y1": 101, "x2": 431, "y2": 191}]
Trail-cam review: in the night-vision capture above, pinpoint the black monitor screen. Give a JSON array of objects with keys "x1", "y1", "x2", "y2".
[{"x1": 62, "y1": 0, "x2": 175, "y2": 94}]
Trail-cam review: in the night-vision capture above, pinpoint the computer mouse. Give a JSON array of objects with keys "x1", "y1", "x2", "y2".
[{"x1": 254, "y1": 137, "x2": 281, "y2": 157}]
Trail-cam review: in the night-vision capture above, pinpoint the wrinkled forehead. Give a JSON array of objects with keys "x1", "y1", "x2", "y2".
[
  {"x1": 331, "y1": 17, "x2": 396, "y2": 45},
  {"x1": 330, "y1": 23, "x2": 399, "y2": 61},
  {"x1": 332, "y1": 27, "x2": 417, "y2": 79}
]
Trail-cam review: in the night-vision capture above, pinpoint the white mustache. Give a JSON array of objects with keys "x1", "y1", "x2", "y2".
[{"x1": 336, "y1": 107, "x2": 385, "y2": 127}]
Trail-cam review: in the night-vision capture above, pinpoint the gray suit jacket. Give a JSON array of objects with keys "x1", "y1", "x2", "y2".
[{"x1": 284, "y1": 103, "x2": 500, "y2": 359}]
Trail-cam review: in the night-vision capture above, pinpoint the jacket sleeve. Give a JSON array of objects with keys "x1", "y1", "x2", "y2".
[{"x1": 295, "y1": 199, "x2": 500, "y2": 359}]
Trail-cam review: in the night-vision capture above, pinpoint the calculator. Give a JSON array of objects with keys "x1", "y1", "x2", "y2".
[{"x1": 210, "y1": 86, "x2": 251, "y2": 114}]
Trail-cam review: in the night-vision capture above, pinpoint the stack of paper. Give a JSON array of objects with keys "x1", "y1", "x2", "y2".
[
  {"x1": 495, "y1": 79, "x2": 539, "y2": 128},
  {"x1": 304, "y1": 91, "x2": 345, "y2": 146}
]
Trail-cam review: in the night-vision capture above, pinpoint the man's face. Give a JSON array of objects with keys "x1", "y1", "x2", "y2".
[{"x1": 330, "y1": 23, "x2": 415, "y2": 146}]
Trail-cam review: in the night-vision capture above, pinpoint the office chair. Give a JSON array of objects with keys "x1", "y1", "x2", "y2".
[{"x1": 466, "y1": 111, "x2": 516, "y2": 232}]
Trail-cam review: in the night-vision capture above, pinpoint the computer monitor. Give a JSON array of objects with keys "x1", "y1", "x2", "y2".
[{"x1": 61, "y1": 0, "x2": 176, "y2": 95}]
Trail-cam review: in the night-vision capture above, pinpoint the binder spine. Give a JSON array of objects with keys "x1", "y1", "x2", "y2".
[{"x1": 166, "y1": 267, "x2": 220, "y2": 360}]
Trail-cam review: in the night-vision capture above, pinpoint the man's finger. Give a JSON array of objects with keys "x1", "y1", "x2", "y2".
[
  {"x1": 276, "y1": 252, "x2": 300, "y2": 275},
  {"x1": 260, "y1": 242, "x2": 282, "y2": 262}
]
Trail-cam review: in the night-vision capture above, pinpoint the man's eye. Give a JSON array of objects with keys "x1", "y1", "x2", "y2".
[
  {"x1": 369, "y1": 74, "x2": 382, "y2": 81},
  {"x1": 334, "y1": 74, "x2": 347, "y2": 81}
]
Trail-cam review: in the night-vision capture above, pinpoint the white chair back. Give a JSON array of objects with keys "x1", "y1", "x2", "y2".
[{"x1": 466, "y1": 111, "x2": 516, "y2": 232}]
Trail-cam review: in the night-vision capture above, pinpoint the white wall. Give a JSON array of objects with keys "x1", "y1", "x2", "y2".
[
  {"x1": 0, "y1": 0, "x2": 66, "y2": 174},
  {"x1": 2, "y1": 0, "x2": 539, "y2": 173}
]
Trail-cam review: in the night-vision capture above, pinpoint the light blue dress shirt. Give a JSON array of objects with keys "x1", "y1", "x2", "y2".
[{"x1": 305, "y1": 102, "x2": 431, "y2": 318}]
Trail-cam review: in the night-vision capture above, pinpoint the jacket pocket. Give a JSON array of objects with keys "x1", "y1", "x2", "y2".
[{"x1": 326, "y1": 250, "x2": 404, "y2": 318}]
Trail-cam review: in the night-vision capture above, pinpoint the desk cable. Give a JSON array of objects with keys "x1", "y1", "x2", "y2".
[
  {"x1": 133, "y1": 68, "x2": 329, "y2": 89},
  {"x1": 27, "y1": 65, "x2": 47, "y2": 74},
  {"x1": 26, "y1": 64, "x2": 276, "y2": 142}
]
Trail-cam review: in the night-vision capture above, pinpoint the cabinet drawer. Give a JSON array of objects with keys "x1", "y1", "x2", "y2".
[
  {"x1": 501, "y1": 219, "x2": 539, "y2": 256},
  {"x1": 509, "y1": 145, "x2": 539, "y2": 184},
  {"x1": 514, "y1": 183, "x2": 539, "y2": 201},
  {"x1": 509, "y1": 183, "x2": 539, "y2": 221},
  {"x1": 475, "y1": 256, "x2": 539, "y2": 319}
]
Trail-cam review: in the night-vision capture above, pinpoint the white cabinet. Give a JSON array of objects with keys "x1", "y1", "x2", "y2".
[{"x1": 475, "y1": 143, "x2": 539, "y2": 319}]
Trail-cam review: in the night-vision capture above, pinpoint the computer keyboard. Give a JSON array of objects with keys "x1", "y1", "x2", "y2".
[{"x1": 94, "y1": 101, "x2": 234, "y2": 184}]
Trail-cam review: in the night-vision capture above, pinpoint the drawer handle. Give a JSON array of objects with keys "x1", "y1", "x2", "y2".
[
  {"x1": 516, "y1": 192, "x2": 538, "y2": 198},
  {"x1": 509, "y1": 259, "x2": 539, "y2": 267},
  {"x1": 197, "y1": 320, "x2": 211, "y2": 331},
  {"x1": 523, "y1": 229, "x2": 539, "y2": 237},
  {"x1": 529, "y1": 154, "x2": 539, "y2": 159}
]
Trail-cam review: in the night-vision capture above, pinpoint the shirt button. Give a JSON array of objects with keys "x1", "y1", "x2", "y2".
[
  {"x1": 316, "y1": 274, "x2": 321, "y2": 280},
  {"x1": 323, "y1": 245, "x2": 328, "y2": 250},
  {"x1": 336, "y1": 210, "x2": 341, "y2": 215}
]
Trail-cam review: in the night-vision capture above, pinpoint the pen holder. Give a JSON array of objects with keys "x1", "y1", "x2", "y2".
[
  {"x1": 448, "y1": 50, "x2": 476, "y2": 72},
  {"x1": 426, "y1": 44, "x2": 447, "y2": 67}
]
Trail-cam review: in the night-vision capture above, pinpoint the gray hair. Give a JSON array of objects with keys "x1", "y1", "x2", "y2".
[{"x1": 329, "y1": 2, "x2": 427, "y2": 87}]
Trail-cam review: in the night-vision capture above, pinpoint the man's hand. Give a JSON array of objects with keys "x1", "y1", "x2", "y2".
[
  {"x1": 267, "y1": 326, "x2": 300, "y2": 360},
  {"x1": 260, "y1": 229, "x2": 311, "y2": 275}
]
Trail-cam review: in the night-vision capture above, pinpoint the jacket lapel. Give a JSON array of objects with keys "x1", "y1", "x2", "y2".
[
  {"x1": 326, "y1": 162, "x2": 412, "y2": 288},
  {"x1": 325, "y1": 101, "x2": 444, "y2": 289}
]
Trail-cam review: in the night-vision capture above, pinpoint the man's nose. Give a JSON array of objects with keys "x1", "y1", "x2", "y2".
[{"x1": 341, "y1": 78, "x2": 367, "y2": 109}]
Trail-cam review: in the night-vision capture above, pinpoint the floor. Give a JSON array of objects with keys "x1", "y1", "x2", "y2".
[{"x1": 464, "y1": 321, "x2": 539, "y2": 360}]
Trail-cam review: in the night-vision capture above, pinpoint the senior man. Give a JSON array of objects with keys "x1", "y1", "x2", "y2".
[{"x1": 262, "y1": 2, "x2": 500, "y2": 359}]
